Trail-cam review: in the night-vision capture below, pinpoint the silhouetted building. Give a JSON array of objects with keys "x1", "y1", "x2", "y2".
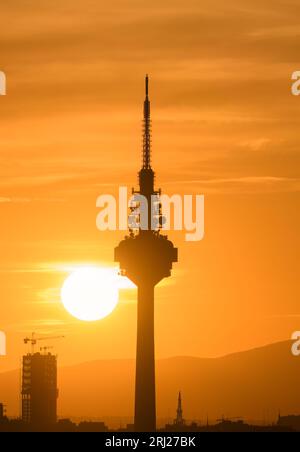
[
  {"x1": 277, "y1": 414, "x2": 300, "y2": 431},
  {"x1": 0, "y1": 403, "x2": 4, "y2": 421},
  {"x1": 214, "y1": 419, "x2": 248, "y2": 432},
  {"x1": 164, "y1": 392, "x2": 190, "y2": 432},
  {"x1": 57, "y1": 418, "x2": 77, "y2": 432},
  {"x1": 174, "y1": 392, "x2": 185, "y2": 426},
  {"x1": 77, "y1": 421, "x2": 108, "y2": 432},
  {"x1": 115, "y1": 76, "x2": 178, "y2": 432},
  {"x1": 125, "y1": 423, "x2": 135, "y2": 432},
  {"x1": 22, "y1": 352, "x2": 58, "y2": 425}
]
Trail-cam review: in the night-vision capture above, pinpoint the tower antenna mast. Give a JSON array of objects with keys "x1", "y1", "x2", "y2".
[
  {"x1": 115, "y1": 75, "x2": 178, "y2": 432},
  {"x1": 143, "y1": 74, "x2": 151, "y2": 170}
]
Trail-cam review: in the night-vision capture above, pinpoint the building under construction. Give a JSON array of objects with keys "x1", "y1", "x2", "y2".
[
  {"x1": 22, "y1": 352, "x2": 58, "y2": 425},
  {"x1": 0, "y1": 403, "x2": 5, "y2": 421}
]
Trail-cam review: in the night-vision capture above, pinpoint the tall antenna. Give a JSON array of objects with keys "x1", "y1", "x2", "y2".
[
  {"x1": 143, "y1": 74, "x2": 151, "y2": 169},
  {"x1": 115, "y1": 76, "x2": 178, "y2": 431}
]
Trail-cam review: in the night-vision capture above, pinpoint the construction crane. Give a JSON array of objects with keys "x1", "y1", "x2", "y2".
[{"x1": 24, "y1": 333, "x2": 64, "y2": 354}]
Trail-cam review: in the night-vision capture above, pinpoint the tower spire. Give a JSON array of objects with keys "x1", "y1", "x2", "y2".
[
  {"x1": 115, "y1": 76, "x2": 178, "y2": 432},
  {"x1": 143, "y1": 74, "x2": 151, "y2": 170},
  {"x1": 174, "y1": 391, "x2": 185, "y2": 426},
  {"x1": 145, "y1": 73, "x2": 149, "y2": 97}
]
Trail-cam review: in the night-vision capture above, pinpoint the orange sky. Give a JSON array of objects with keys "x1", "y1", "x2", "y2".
[{"x1": 0, "y1": 0, "x2": 299, "y2": 373}]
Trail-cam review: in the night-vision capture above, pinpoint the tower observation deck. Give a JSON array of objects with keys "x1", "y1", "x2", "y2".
[{"x1": 114, "y1": 75, "x2": 178, "y2": 432}]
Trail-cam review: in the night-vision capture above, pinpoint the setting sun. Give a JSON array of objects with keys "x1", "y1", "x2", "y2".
[{"x1": 61, "y1": 267, "x2": 119, "y2": 321}]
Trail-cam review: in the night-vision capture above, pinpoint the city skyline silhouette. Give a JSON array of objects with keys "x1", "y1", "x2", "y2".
[{"x1": 0, "y1": 0, "x2": 299, "y2": 435}]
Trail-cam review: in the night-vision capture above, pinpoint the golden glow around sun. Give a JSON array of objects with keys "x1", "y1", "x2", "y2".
[{"x1": 61, "y1": 267, "x2": 134, "y2": 322}]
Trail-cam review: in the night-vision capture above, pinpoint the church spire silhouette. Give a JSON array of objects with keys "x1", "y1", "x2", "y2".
[{"x1": 174, "y1": 391, "x2": 185, "y2": 426}]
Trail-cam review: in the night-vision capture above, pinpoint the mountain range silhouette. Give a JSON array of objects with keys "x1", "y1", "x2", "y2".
[{"x1": 0, "y1": 340, "x2": 298, "y2": 427}]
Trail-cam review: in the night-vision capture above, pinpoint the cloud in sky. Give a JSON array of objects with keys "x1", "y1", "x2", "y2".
[
  {"x1": 0, "y1": 1, "x2": 299, "y2": 365},
  {"x1": 0, "y1": 0, "x2": 299, "y2": 197}
]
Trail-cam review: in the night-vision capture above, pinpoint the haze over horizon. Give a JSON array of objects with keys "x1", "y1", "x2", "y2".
[{"x1": 1, "y1": 340, "x2": 299, "y2": 426}]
